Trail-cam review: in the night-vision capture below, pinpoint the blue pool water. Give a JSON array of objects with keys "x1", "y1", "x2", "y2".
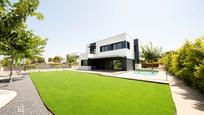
[
  {"x1": 119, "y1": 70, "x2": 159, "y2": 77},
  {"x1": 132, "y1": 70, "x2": 158, "y2": 76}
]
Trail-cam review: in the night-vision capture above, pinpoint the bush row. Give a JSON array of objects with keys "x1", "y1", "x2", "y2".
[{"x1": 160, "y1": 37, "x2": 204, "y2": 93}]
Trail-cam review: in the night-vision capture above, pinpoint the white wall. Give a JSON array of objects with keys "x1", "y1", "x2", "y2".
[
  {"x1": 125, "y1": 34, "x2": 135, "y2": 59},
  {"x1": 77, "y1": 66, "x2": 91, "y2": 71},
  {"x1": 95, "y1": 33, "x2": 126, "y2": 58},
  {"x1": 80, "y1": 33, "x2": 136, "y2": 61},
  {"x1": 79, "y1": 53, "x2": 88, "y2": 60},
  {"x1": 0, "y1": 67, "x2": 3, "y2": 73}
]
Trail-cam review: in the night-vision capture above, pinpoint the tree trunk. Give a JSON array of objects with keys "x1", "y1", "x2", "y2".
[
  {"x1": 9, "y1": 59, "x2": 14, "y2": 83},
  {"x1": 24, "y1": 64, "x2": 26, "y2": 72},
  {"x1": 17, "y1": 66, "x2": 21, "y2": 77},
  {"x1": 151, "y1": 63, "x2": 154, "y2": 74},
  {"x1": 70, "y1": 63, "x2": 72, "y2": 69}
]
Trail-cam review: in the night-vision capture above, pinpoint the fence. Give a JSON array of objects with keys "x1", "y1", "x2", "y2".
[
  {"x1": 3, "y1": 64, "x2": 70, "y2": 71},
  {"x1": 141, "y1": 63, "x2": 160, "y2": 68}
]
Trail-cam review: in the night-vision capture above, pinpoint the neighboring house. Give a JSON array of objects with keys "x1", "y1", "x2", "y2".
[{"x1": 79, "y1": 33, "x2": 139, "y2": 71}]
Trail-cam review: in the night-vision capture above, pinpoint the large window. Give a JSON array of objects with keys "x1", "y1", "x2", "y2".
[
  {"x1": 100, "y1": 45, "x2": 112, "y2": 52},
  {"x1": 89, "y1": 43, "x2": 96, "y2": 54},
  {"x1": 100, "y1": 41, "x2": 130, "y2": 52},
  {"x1": 81, "y1": 60, "x2": 88, "y2": 66},
  {"x1": 112, "y1": 44, "x2": 118, "y2": 50},
  {"x1": 113, "y1": 60, "x2": 122, "y2": 70},
  {"x1": 90, "y1": 49, "x2": 95, "y2": 54}
]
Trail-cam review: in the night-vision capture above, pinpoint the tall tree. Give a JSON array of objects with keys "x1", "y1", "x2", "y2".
[
  {"x1": 36, "y1": 57, "x2": 45, "y2": 63},
  {"x1": 53, "y1": 56, "x2": 63, "y2": 63},
  {"x1": 1, "y1": 57, "x2": 11, "y2": 67},
  {"x1": 48, "y1": 57, "x2": 54, "y2": 62},
  {"x1": 160, "y1": 37, "x2": 204, "y2": 93},
  {"x1": 66, "y1": 54, "x2": 77, "y2": 68},
  {"x1": 141, "y1": 42, "x2": 162, "y2": 63},
  {"x1": 0, "y1": 0, "x2": 46, "y2": 82},
  {"x1": 31, "y1": 56, "x2": 46, "y2": 64}
]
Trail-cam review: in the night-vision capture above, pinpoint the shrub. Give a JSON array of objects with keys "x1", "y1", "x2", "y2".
[
  {"x1": 160, "y1": 36, "x2": 204, "y2": 93},
  {"x1": 194, "y1": 61, "x2": 204, "y2": 93},
  {"x1": 141, "y1": 42, "x2": 162, "y2": 63},
  {"x1": 195, "y1": 61, "x2": 204, "y2": 79}
]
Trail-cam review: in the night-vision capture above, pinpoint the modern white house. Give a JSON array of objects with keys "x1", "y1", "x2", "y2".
[{"x1": 79, "y1": 33, "x2": 139, "y2": 71}]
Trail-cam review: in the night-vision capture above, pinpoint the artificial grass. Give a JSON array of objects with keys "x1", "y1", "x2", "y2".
[{"x1": 30, "y1": 71, "x2": 175, "y2": 115}]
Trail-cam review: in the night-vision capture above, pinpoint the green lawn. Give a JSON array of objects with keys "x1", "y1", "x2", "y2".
[{"x1": 30, "y1": 71, "x2": 175, "y2": 115}]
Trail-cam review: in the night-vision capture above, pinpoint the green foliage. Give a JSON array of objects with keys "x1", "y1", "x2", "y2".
[
  {"x1": 0, "y1": 0, "x2": 46, "y2": 81},
  {"x1": 0, "y1": 0, "x2": 46, "y2": 58},
  {"x1": 113, "y1": 60, "x2": 122, "y2": 70},
  {"x1": 1, "y1": 57, "x2": 11, "y2": 66},
  {"x1": 141, "y1": 42, "x2": 162, "y2": 63},
  {"x1": 0, "y1": 27, "x2": 47, "y2": 60},
  {"x1": 36, "y1": 57, "x2": 45, "y2": 63},
  {"x1": 25, "y1": 58, "x2": 31, "y2": 65},
  {"x1": 194, "y1": 61, "x2": 204, "y2": 92},
  {"x1": 160, "y1": 51, "x2": 176, "y2": 73},
  {"x1": 0, "y1": 0, "x2": 42, "y2": 41},
  {"x1": 0, "y1": 2, "x2": 45, "y2": 56},
  {"x1": 53, "y1": 56, "x2": 63, "y2": 63},
  {"x1": 195, "y1": 61, "x2": 204, "y2": 79},
  {"x1": 66, "y1": 54, "x2": 77, "y2": 67},
  {"x1": 48, "y1": 57, "x2": 53, "y2": 62},
  {"x1": 160, "y1": 36, "x2": 204, "y2": 93},
  {"x1": 30, "y1": 56, "x2": 45, "y2": 64}
]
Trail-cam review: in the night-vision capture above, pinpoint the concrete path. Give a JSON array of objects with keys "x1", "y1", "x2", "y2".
[
  {"x1": 0, "y1": 89, "x2": 17, "y2": 109},
  {"x1": 0, "y1": 74, "x2": 52, "y2": 115},
  {"x1": 168, "y1": 74, "x2": 204, "y2": 115},
  {"x1": 71, "y1": 69, "x2": 169, "y2": 83}
]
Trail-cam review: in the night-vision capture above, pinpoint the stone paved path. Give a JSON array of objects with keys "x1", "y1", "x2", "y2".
[
  {"x1": 0, "y1": 74, "x2": 52, "y2": 115},
  {"x1": 168, "y1": 74, "x2": 204, "y2": 115}
]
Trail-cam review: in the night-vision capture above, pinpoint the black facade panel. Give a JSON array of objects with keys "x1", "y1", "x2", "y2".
[
  {"x1": 134, "y1": 39, "x2": 139, "y2": 63},
  {"x1": 121, "y1": 57, "x2": 127, "y2": 71},
  {"x1": 90, "y1": 42, "x2": 96, "y2": 54},
  {"x1": 87, "y1": 57, "x2": 135, "y2": 71},
  {"x1": 81, "y1": 60, "x2": 88, "y2": 66}
]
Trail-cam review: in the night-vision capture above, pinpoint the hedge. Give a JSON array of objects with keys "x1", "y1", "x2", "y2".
[{"x1": 160, "y1": 37, "x2": 204, "y2": 93}]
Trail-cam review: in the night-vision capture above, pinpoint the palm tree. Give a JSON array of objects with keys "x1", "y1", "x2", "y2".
[{"x1": 141, "y1": 42, "x2": 162, "y2": 63}]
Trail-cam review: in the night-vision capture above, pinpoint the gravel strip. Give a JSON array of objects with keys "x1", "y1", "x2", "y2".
[{"x1": 0, "y1": 74, "x2": 52, "y2": 115}]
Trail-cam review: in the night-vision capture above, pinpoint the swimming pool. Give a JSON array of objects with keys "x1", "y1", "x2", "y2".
[{"x1": 118, "y1": 70, "x2": 159, "y2": 77}]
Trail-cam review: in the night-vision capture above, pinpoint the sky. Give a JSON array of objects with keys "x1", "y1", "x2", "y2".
[{"x1": 26, "y1": 0, "x2": 204, "y2": 59}]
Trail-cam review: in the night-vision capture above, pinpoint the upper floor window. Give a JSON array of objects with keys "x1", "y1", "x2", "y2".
[
  {"x1": 90, "y1": 49, "x2": 95, "y2": 54},
  {"x1": 89, "y1": 43, "x2": 96, "y2": 54},
  {"x1": 113, "y1": 44, "x2": 118, "y2": 50},
  {"x1": 100, "y1": 41, "x2": 130, "y2": 52},
  {"x1": 127, "y1": 42, "x2": 130, "y2": 49},
  {"x1": 100, "y1": 45, "x2": 112, "y2": 52}
]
